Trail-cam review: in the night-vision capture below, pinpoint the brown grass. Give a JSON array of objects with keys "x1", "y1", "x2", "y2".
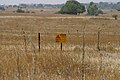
[{"x1": 0, "y1": 13, "x2": 120, "y2": 80}]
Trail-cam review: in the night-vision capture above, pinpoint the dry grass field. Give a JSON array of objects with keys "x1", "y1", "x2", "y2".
[
  {"x1": 0, "y1": 13, "x2": 120, "y2": 80},
  {"x1": 1, "y1": 7, "x2": 60, "y2": 14}
]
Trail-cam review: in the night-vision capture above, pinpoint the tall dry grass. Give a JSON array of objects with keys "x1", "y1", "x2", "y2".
[{"x1": 0, "y1": 14, "x2": 120, "y2": 80}]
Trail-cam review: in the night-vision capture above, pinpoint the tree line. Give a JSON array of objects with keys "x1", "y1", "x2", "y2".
[
  {"x1": 59, "y1": 0, "x2": 103, "y2": 16},
  {"x1": 18, "y1": 2, "x2": 120, "y2": 9},
  {"x1": 96, "y1": 2, "x2": 120, "y2": 10}
]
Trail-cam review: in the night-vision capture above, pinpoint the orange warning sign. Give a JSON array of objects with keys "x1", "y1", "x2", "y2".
[{"x1": 56, "y1": 34, "x2": 67, "y2": 42}]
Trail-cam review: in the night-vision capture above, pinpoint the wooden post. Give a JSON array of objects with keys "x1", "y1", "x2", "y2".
[
  {"x1": 77, "y1": 30, "x2": 79, "y2": 44},
  {"x1": 61, "y1": 42, "x2": 62, "y2": 51},
  {"x1": 97, "y1": 31, "x2": 100, "y2": 51},
  {"x1": 38, "y1": 33, "x2": 40, "y2": 52},
  {"x1": 16, "y1": 51, "x2": 21, "y2": 80}
]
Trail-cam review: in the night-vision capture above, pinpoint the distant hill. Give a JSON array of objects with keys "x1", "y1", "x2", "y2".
[
  {"x1": 19, "y1": 4, "x2": 64, "y2": 8},
  {"x1": 96, "y1": 2, "x2": 120, "y2": 9}
]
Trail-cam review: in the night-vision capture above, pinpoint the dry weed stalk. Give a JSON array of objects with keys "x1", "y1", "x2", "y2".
[
  {"x1": 26, "y1": 34, "x2": 37, "y2": 80},
  {"x1": 81, "y1": 25, "x2": 85, "y2": 80},
  {"x1": 22, "y1": 29, "x2": 27, "y2": 53},
  {"x1": 14, "y1": 46, "x2": 21, "y2": 80}
]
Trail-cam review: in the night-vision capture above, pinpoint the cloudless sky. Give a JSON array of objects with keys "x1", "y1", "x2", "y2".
[{"x1": 0, "y1": 0, "x2": 120, "y2": 5}]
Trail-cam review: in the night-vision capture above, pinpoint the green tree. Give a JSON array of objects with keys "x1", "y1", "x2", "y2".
[
  {"x1": 59, "y1": 0, "x2": 85, "y2": 14},
  {"x1": 87, "y1": 2, "x2": 98, "y2": 16}
]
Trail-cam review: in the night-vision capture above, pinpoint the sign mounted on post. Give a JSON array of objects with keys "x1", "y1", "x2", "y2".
[
  {"x1": 56, "y1": 34, "x2": 67, "y2": 43},
  {"x1": 56, "y1": 34, "x2": 67, "y2": 51}
]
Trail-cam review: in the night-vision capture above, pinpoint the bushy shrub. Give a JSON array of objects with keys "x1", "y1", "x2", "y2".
[
  {"x1": 98, "y1": 9, "x2": 103, "y2": 15},
  {"x1": 116, "y1": 8, "x2": 120, "y2": 11},
  {"x1": 112, "y1": 14, "x2": 118, "y2": 20},
  {"x1": 16, "y1": 8, "x2": 25, "y2": 13},
  {"x1": 0, "y1": 7, "x2": 5, "y2": 11}
]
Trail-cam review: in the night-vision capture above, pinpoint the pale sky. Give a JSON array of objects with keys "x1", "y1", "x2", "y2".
[{"x1": 0, "y1": 0, "x2": 120, "y2": 5}]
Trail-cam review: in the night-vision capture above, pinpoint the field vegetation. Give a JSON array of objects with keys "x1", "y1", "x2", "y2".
[{"x1": 0, "y1": 13, "x2": 120, "y2": 80}]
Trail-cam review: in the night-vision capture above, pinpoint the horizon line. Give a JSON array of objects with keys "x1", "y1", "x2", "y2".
[{"x1": 0, "y1": 1, "x2": 118, "y2": 5}]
